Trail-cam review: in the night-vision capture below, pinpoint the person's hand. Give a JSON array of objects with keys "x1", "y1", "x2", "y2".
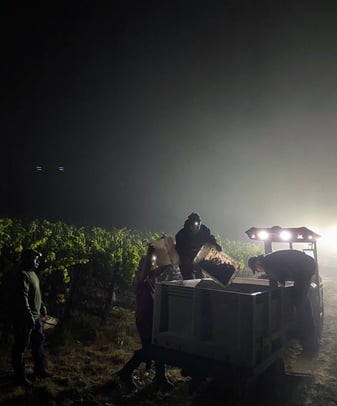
[
  {"x1": 192, "y1": 263, "x2": 202, "y2": 272},
  {"x1": 154, "y1": 265, "x2": 166, "y2": 278},
  {"x1": 24, "y1": 309, "x2": 35, "y2": 328},
  {"x1": 41, "y1": 304, "x2": 48, "y2": 317}
]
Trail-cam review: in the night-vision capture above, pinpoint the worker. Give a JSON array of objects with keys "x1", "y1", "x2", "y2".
[
  {"x1": 248, "y1": 249, "x2": 316, "y2": 309},
  {"x1": 175, "y1": 212, "x2": 221, "y2": 279},
  {"x1": 117, "y1": 244, "x2": 180, "y2": 392},
  {"x1": 11, "y1": 249, "x2": 52, "y2": 386}
]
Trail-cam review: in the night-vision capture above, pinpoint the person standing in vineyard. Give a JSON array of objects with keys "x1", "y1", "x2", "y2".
[
  {"x1": 175, "y1": 212, "x2": 221, "y2": 279},
  {"x1": 117, "y1": 244, "x2": 179, "y2": 392},
  {"x1": 11, "y1": 249, "x2": 52, "y2": 386}
]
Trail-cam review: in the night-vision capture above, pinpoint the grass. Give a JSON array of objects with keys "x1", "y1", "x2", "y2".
[
  {"x1": 1, "y1": 285, "x2": 337, "y2": 406},
  {"x1": 0, "y1": 306, "x2": 140, "y2": 405}
]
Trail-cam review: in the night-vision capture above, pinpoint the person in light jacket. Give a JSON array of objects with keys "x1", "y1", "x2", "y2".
[{"x1": 11, "y1": 249, "x2": 51, "y2": 386}]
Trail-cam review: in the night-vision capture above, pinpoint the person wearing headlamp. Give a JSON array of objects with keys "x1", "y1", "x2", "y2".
[
  {"x1": 175, "y1": 212, "x2": 221, "y2": 280},
  {"x1": 117, "y1": 243, "x2": 179, "y2": 392}
]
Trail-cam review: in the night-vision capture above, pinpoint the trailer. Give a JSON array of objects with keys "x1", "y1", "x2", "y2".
[{"x1": 151, "y1": 226, "x2": 323, "y2": 383}]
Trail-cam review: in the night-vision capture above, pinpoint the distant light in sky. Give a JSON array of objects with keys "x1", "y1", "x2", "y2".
[{"x1": 35, "y1": 165, "x2": 65, "y2": 172}]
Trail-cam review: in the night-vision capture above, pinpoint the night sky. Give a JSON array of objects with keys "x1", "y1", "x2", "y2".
[{"x1": 2, "y1": 2, "x2": 337, "y2": 251}]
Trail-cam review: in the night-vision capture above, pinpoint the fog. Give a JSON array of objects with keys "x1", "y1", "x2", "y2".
[{"x1": 2, "y1": 3, "x2": 337, "y2": 266}]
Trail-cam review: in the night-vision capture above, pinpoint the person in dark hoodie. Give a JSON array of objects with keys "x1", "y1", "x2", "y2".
[
  {"x1": 248, "y1": 249, "x2": 316, "y2": 309},
  {"x1": 11, "y1": 249, "x2": 51, "y2": 386},
  {"x1": 175, "y1": 213, "x2": 221, "y2": 279}
]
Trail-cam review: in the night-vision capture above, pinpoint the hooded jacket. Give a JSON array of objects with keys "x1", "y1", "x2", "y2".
[
  {"x1": 259, "y1": 250, "x2": 316, "y2": 285},
  {"x1": 12, "y1": 268, "x2": 42, "y2": 326},
  {"x1": 175, "y1": 221, "x2": 220, "y2": 264}
]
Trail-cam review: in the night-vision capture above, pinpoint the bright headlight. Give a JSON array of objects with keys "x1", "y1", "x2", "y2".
[
  {"x1": 258, "y1": 230, "x2": 269, "y2": 240},
  {"x1": 280, "y1": 230, "x2": 291, "y2": 241}
]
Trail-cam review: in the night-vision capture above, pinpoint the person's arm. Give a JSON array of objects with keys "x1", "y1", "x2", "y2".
[
  {"x1": 175, "y1": 231, "x2": 184, "y2": 257},
  {"x1": 203, "y1": 226, "x2": 222, "y2": 251},
  {"x1": 269, "y1": 279, "x2": 279, "y2": 287},
  {"x1": 264, "y1": 264, "x2": 285, "y2": 288},
  {"x1": 209, "y1": 236, "x2": 222, "y2": 251},
  {"x1": 20, "y1": 273, "x2": 35, "y2": 328},
  {"x1": 153, "y1": 266, "x2": 167, "y2": 279},
  {"x1": 40, "y1": 302, "x2": 48, "y2": 317},
  {"x1": 134, "y1": 253, "x2": 159, "y2": 293}
]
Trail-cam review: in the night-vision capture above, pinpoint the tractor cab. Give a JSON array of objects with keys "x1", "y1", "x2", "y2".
[
  {"x1": 245, "y1": 225, "x2": 324, "y2": 353},
  {"x1": 245, "y1": 225, "x2": 320, "y2": 259}
]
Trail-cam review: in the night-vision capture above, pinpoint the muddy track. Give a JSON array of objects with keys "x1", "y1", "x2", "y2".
[{"x1": 284, "y1": 274, "x2": 337, "y2": 406}]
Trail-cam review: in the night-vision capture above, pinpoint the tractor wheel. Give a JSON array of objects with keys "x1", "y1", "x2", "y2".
[{"x1": 300, "y1": 302, "x2": 321, "y2": 356}]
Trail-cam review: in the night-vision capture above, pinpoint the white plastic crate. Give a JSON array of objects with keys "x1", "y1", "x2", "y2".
[{"x1": 152, "y1": 278, "x2": 295, "y2": 368}]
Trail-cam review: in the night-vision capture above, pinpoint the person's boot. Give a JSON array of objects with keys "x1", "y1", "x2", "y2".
[
  {"x1": 117, "y1": 368, "x2": 136, "y2": 392},
  {"x1": 145, "y1": 360, "x2": 152, "y2": 372},
  {"x1": 12, "y1": 353, "x2": 33, "y2": 387},
  {"x1": 117, "y1": 349, "x2": 144, "y2": 392},
  {"x1": 152, "y1": 376, "x2": 174, "y2": 392},
  {"x1": 153, "y1": 362, "x2": 174, "y2": 392}
]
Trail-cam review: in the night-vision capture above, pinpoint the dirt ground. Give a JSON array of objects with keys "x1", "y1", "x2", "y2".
[
  {"x1": 0, "y1": 270, "x2": 337, "y2": 405},
  {"x1": 282, "y1": 272, "x2": 337, "y2": 406}
]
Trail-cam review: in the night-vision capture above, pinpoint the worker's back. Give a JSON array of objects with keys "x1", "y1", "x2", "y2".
[{"x1": 261, "y1": 250, "x2": 316, "y2": 284}]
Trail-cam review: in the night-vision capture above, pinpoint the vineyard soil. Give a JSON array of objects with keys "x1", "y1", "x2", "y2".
[{"x1": 1, "y1": 272, "x2": 337, "y2": 405}]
